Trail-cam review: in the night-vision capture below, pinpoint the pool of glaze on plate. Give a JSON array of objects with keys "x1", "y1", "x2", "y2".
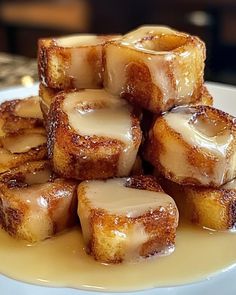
[{"x1": 0, "y1": 220, "x2": 236, "y2": 292}]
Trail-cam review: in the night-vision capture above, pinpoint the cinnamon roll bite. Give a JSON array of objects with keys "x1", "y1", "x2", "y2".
[
  {"x1": 47, "y1": 89, "x2": 142, "y2": 180},
  {"x1": 104, "y1": 26, "x2": 206, "y2": 113},
  {"x1": 38, "y1": 34, "x2": 120, "y2": 90},
  {"x1": 0, "y1": 97, "x2": 47, "y2": 173},
  {"x1": 0, "y1": 161, "x2": 78, "y2": 242},
  {"x1": 160, "y1": 176, "x2": 236, "y2": 231},
  {"x1": 0, "y1": 96, "x2": 43, "y2": 133},
  {"x1": 78, "y1": 175, "x2": 179, "y2": 263},
  {"x1": 145, "y1": 105, "x2": 236, "y2": 187}
]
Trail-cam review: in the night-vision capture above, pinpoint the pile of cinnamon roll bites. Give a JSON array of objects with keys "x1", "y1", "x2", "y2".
[{"x1": 1, "y1": 26, "x2": 236, "y2": 264}]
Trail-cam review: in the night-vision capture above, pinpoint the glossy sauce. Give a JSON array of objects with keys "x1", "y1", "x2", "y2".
[
  {"x1": 162, "y1": 107, "x2": 234, "y2": 185},
  {"x1": 82, "y1": 178, "x2": 175, "y2": 217},
  {"x1": 0, "y1": 166, "x2": 76, "y2": 242},
  {"x1": 2, "y1": 133, "x2": 46, "y2": 153},
  {"x1": 78, "y1": 178, "x2": 178, "y2": 261},
  {"x1": 55, "y1": 35, "x2": 104, "y2": 89},
  {"x1": 63, "y1": 90, "x2": 138, "y2": 175},
  {"x1": 0, "y1": 220, "x2": 236, "y2": 291},
  {"x1": 14, "y1": 96, "x2": 43, "y2": 119},
  {"x1": 105, "y1": 26, "x2": 204, "y2": 106},
  {"x1": 55, "y1": 35, "x2": 103, "y2": 47},
  {"x1": 24, "y1": 169, "x2": 51, "y2": 185}
]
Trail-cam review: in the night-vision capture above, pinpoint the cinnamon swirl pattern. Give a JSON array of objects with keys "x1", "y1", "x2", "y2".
[
  {"x1": 47, "y1": 89, "x2": 142, "y2": 180},
  {"x1": 104, "y1": 26, "x2": 206, "y2": 113},
  {"x1": 0, "y1": 161, "x2": 77, "y2": 242},
  {"x1": 146, "y1": 105, "x2": 236, "y2": 187},
  {"x1": 38, "y1": 34, "x2": 120, "y2": 90}
]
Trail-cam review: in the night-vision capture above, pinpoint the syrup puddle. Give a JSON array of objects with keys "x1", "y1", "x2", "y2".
[{"x1": 0, "y1": 220, "x2": 236, "y2": 292}]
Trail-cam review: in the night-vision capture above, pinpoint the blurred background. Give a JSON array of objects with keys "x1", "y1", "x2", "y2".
[{"x1": 0, "y1": 0, "x2": 236, "y2": 88}]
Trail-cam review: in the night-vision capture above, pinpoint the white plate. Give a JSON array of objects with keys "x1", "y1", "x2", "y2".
[{"x1": 0, "y1": 82, "x2": 236, "y2": 295}]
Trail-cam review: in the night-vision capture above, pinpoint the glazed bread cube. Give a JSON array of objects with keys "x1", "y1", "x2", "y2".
[
  {"x1": 0, "y1": 161, "x2": 78, "y2": 242},
  {"x1": 160, "y1": 177, "x2": 236, "y2": 231},
  {"x1": 0, "y1": 96, "x2": 43, "y2": 134},
  {"x1": 38, "y1": 34, "x2": 120, "y2": 90},
  {"x1": 47, "y1": 89, "x2": 142, "y2": 180},
  {"x1": 78, "y1": 175, "x2": 178, "y2": 263},
  {"x1": 145, "y1": 105, "x2": 236, "y2": 187},
  {"x1": 0, "y1": 97, "x2": 47, "y2": 173},
  {"x1": 104, "y1": 26, "x2": 205, "y2": 113},
  {"x1": 0, "y1": 128, "x2": 47, "y2": 173}
]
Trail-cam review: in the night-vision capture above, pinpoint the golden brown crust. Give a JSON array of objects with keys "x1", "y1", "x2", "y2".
[
  {"x1": 194, "y1": 85, "x2": 213, "y2": 106},
  {"x1": 0, "y1": 144, "x2": 47, "y2": 174},
  {"x1": 0, "y1": 97, "x2": 43, "y2": 135},
  {"x1": 0, "y1": 161, "x2": 78, "y2": 242},
  {"x1": 159, "y1": 176, "x2": 236, "y2": 231},
  {"x1": 144, "y1": 105, "x2": 236, "y2": 187},
  {"x1": 0, "y1": 98, "x2": 47, "y2": 173},
  {"x1": 38, "y1": 35, "x2": 120, "y2": 90},
  {"x1": 78, "y1": 175, "x2": 178, "y2": 263},
  {"x1": 39, "y1": 83, "x2": 61, "y2": 122},
  {"x1": 104, "y1": 27, "x2": 206, "y2": 113},
  {"x1": 47, "y1": 91, "x2": 142, "y2": 180}
]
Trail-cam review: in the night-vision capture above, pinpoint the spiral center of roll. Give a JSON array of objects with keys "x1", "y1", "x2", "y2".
[
  {"x1": 135, "y1": 34, "x2": 188, "y2": 52},
  {"x1": 191, "y1": 114, "x2": 228, "y2": 138},
  {"x1": 165, "y1": 107, "x2": 233, "y2": 157}
]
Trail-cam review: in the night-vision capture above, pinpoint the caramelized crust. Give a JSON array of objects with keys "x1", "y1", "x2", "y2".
[
  {"x1": 78, "y1": 175, "x2": 179, "y2": 263},
  {"x1": 39, "y1": 83, "x2": 60, "y2": 121},
  {"x1": 145, "y1": 105, "x2": 236, "y2": 187},
  {"x1": 194, "y1": 85, "x2": 213, "y2": 107},
  {"x1": 0, "y1": 97, "x2": 47, "y2": 173},
  {"x1": 104, "y1": 26, "x2": 206, "y2": 113},
  {"x1": 0, "y1": 161, "x2": 78, "y2": 242},
  {"x1": 47, "y1": 90, "x2": 142, "y2": 180},
  {"x1": 159, "y1": 176, "x2": 236, "y2": 231},
  {"x1": 38, "y1": 35, "x2": 120, "y2": 90},
  {"x1": 0, "y1": 96, "x2": 43, "y2": 135},
  {"x1": 140, "y1": 85, "x2": 213, "y2": 141}
]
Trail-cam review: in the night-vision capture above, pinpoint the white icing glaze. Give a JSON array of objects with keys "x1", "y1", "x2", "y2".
[
  {"x1": 14, "y1": 96, "x2": 43, "y2": 119},
  {"x1": 67, "y1": 47, "x2": 101, "y2": 89},
  {"x1": 166, "y1": 109, "x2": 232, "y2": 157},
  {"x1": 78, "y1": 178, "x2": 177, "y2": 262},
  {"x1": 1, "y1": 221, "x2": 236, "y2": 290},
  {"x1": 2, "y1": 133, "x2": 46, "y2": 153},
  {"x1": 123, "y1": 223, "x2": 150, "y2": 261},
  {"x1": 82, "y1": 178, "x2": 175, "y2": 217},
  {"x1": 105, "y1": 26, "x2": 204, "y2": 108},
  {"x1": 54, "y1": 35, "x2": 106, "y2": 89},
  {"x1": 1, "y1": 174, "x2": 75, "y2": 242},
  {"x1": 162, "y1": 107, "x2": 234, "y2": 185},
  {"x1": 121, "y1": 26, "x2": 177, "y2": 49},
  {"x1": 25, "y1": 169, "x2": 51, "y2": 185},
  {"x1": 63, "y1": 90, "x2": 139, "y2": 176},
  {"x1": 55, "y1": 35, "x2": 103, "y2": 47}
]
